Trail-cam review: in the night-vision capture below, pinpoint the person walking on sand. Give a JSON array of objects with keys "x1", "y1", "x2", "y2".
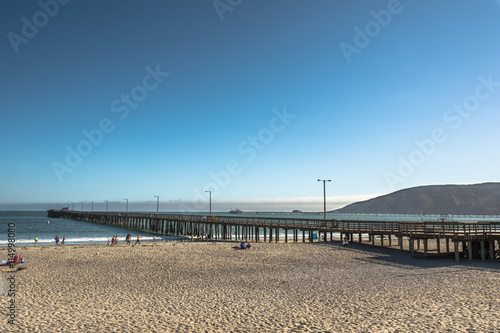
[
  {"x1": 133, "y1": 234, "x2": 141, "y2": 247},
  {"x1": 35, "y1": 237, "x2": 38, "y2": 246},
  {"x1": 61, "y1": 236, "x2": 65, "y2": 245},
  {"x1": 343, "y1": 236, "x2": 349, "y2": 247},
  {"x1": 55, "y1": 235, "x2": 59, "y2": 245}
]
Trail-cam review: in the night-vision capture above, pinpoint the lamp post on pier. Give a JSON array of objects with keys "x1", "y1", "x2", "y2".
[
  {"x1": 124, "y1": 198, "x2": 128, "y2": 214},
  {"x1": 92, "y1": 201, "x2": 94, "y2": 212},
  {"x1": 105, "y1": 200, "x2": 108, "y2": 213},
  {"x1": 154, "y1": 195, "x2": 159, "y2": 214},
  {"x1": 317, "y1": 179, "x2": 331, "y2": 220},
  {"x1": 205, "y1": 190, "x2": 212, "y2": 216}
]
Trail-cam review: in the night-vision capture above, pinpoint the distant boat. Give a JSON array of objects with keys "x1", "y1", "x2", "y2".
[{"x1": 229, "y1": 209, "x2": 243, "y2": 214}]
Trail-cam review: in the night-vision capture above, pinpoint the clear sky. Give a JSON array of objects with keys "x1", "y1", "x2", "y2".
[{"x1": 1, "y1": 0, "x2": 500, "y2": 211}]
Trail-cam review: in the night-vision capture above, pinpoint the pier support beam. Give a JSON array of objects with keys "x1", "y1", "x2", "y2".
[
  {"x1": 468, "y1": 241, "x2": 473, "y2": 261},
  {"x1": 454, "y1": 241, "x2": 460, "y2": 262},
  {"x1": 481, "y1": 241, "x2": 485, "y2": 261}
]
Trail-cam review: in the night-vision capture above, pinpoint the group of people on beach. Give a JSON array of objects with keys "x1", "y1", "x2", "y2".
[
  {"x1": 55, "y1": 235, "x2": 65, "y2": 245},
  {"x1": 107, "y1": 234, "x2": 141, "y2": 246},
  {"x1": 232, "y1": 242, "x2": 252, "y2": 250},
  {"x1": 108, "y1": 235, "x2": 120, "y2": 246}
]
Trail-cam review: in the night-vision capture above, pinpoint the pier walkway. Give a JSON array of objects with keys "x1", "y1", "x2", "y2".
[{"x1": 47, "y1": 210, "x2": 500, "y2": 262}]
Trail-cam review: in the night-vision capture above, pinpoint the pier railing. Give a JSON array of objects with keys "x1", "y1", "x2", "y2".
[
  {"x1": 47, "y1": 210, "x2": 500, "y2": 239},
  {"x1": 47, "y1": 210, "x2": 500, "y2": 262}
]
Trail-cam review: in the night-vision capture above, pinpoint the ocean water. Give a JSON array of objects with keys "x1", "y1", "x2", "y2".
[{"x1": 0, "y1": 211, "x2": 185, "y2": 246}]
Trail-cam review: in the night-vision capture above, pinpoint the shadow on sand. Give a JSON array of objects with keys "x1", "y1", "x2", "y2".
[{"x1": 313, "y1": 240, "x2": 500, "y2": 272}]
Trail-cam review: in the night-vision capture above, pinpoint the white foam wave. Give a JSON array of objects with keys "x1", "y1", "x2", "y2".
[{"x1": 0, "y1": 235, "x2": 170, "y2": 245}]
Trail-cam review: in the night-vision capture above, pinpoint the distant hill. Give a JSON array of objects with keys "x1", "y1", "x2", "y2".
[{"x1": 335, "y1": 183, "x2": 500, "y2": 215}]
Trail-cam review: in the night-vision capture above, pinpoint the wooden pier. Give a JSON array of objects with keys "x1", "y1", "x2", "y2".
[{"x1": 47, "y1": 210, "x2": 500, "y2": 262}]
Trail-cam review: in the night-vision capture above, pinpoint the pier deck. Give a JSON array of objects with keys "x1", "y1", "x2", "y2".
[{"x1": 47, "y1": 210, "x2": 500, "y2": 262}]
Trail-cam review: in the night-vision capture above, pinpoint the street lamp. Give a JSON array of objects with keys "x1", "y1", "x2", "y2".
[
  {"x1": 205, "y1": 190, "x2": 212, "y2": 216},
  {"x1": 317, "y1": 179, "x2": 331, "y2": 220},
  {"x1": 92, "y1": 201, "x2": 94, "y2": 212},
  {"x1": 124, "y1": 198, "x2": 128, "y2": 214},
  {"x1": 154, "y1": 195, "x2": 159, "y2": 214},
  {"x1": 105, "y1": 200, "x2": 108, "y2": 212}
]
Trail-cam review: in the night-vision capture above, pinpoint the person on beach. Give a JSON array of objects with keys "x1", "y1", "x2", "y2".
[
  {"x1": 35, "y1": 237, "x2": 38, "y2": 246},
  {"x1": 107, "y1": 239, "x2": 110, "y2": 246},
  {"x1": 343, "y1": 236, "x2": 349, "y2": 247},
  {"x1": 132, "y1": 234, "x2": 140, "y2": 247},
  {"x1": 61, "y1": 236, "x2": 65, "y2": 245},
  {"x1": 126, "y1": 234, "x2": 131, "y2": 245},
  {"x1": 246, "y1": 242, "x2": 252, "y2": 249},
  {"x1": 55, "y1": 235, "x2": 59, "y2": 244}
]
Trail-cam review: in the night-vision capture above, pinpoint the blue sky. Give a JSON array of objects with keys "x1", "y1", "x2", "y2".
[{"x1": 1, "y1": 0, "x2": 500, "y2": 211}]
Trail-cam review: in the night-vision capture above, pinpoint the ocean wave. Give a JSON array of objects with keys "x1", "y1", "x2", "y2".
[{"x1": 0, "y1": 235, "x2": 174, "y2": 246}]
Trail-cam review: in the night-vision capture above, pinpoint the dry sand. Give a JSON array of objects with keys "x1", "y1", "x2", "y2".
[{"x1": 0, "y1": 241, "x2": 499, "y2": 332}]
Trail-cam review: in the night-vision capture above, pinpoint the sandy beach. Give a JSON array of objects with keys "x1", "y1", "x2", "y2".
[{"x1": 0, "y1": 240, "x2": 498, "y2": 332}]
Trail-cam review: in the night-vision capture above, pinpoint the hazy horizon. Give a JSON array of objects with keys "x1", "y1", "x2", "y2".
[{"x1": 0, "y1": 193, "x2": 378, "y2": 212}]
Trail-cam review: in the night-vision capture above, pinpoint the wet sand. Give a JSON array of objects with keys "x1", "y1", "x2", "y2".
[{"x1": 0, "y1": 241, "x2": 499, "y2": 332}]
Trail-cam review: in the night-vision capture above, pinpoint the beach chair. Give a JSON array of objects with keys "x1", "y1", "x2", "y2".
[{"x1": 0, "y1": 255, "x2": 25, "y2": 267}]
